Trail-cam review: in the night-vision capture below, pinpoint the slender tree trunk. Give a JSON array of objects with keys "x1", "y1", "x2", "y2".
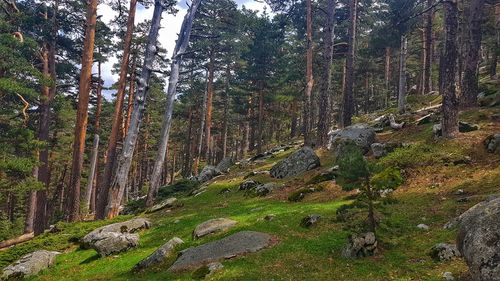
[
  {"x1": 90, "y1": 62, "x2": 103, "y2": 214},
  {"x1": 83, "y1": 134, "x2": 99, "y2": 214},
  {"x1": 97, "y1": 0, "x2": 137, "y2": 219},
  {"x1": 317, "y1": 0, "x2": 336, "y2": 146},
  {"x1": 193, "y1": 73, "x2": 208, "y2": 175},
  {"x1": 398, "y1": 35, "x2": 408, "y2": 114},
  {"x1": 442, "y1": 0, "x2": 459, "y2": 138},
  {"x1": 257, "y1": 83, "x2": 264, "y2": 153},
  {"x1": 205, "y1": 50, "x2": 215, "y2": 160},
  {"x1": 304, "y1": 0, "x2": 314, "y2": 144},
  {"x1": 424, "y1": 0, "x2": 434, "y2": 95},
  {"x1": 222, "y1": 68, "x2": 230, "y2": 158},
  {"x1": 140, "y1": 0, "x2": 201, "y2": 208},
  {"x1": 24, "y1": 190, "x2": 36, "y2": 234},
  {"x1": 290, "y1": 100, "x2": 298, "y2": 139},
  {"x1": 460, "y1": 0, "x2": 485, "y2": 107},
  {"x1": 385, "y1": 47, "x2": 391, "y2": 106},
  {"x1": 340, "y1": 0, "x2": 357, "y2": 128},
  {"x1": 125, "y1": 55, "x2": 137, "y2": 136},
  {"x1": 183, "y1": 107, "x2": 194, "y2": 177},
  {"x1": 417, "y1": 27, "x2": 425, "y2": 96}
]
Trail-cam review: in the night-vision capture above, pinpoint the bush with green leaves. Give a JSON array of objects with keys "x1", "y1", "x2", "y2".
[{"x1": 336, "y1": 143, "x2": 403, "y2": 233}]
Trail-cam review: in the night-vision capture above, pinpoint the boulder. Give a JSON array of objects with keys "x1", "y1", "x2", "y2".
[
  {"x1": 1, "y1": 250, "x2": 60, "y2": 280},
  {"x1": 371, "y1": 143, "x2": 387, "y2": 158},
  {"x1": 433, "y1": 122, "x2": 480, "y2": 137},
  {"x1": 484, "y1": 133, "x2": 500, "y2": 153},
  {"x1": 328, "y1": 124, "x2": 376, "y2": 154},
  {"x1": 81, "y1": 218, "x2": 151, "y2": 249},
  {"x1": 239, "y1": 180, "x2": 260, "y2": 191},
  {"x1": 300, "y1": 214, "x2": 321, "y2": 228},
  {"x1": 269, "y1": 147, "x2": 320, "y2": 179},
  {"x1": 146, "y1": 197, "x2": 177, "y2": 213},
  {"x1": 169, "y1": 231, "x2": 273, "y2": 271},
  {"x1": 216, "y1": 157, "x2": 233, "y2": 173},
  {"x1": 196, "y1": 165, "x2": 221, "y2": 183},
  {"x1": 193, "y1": 218, "x2": 238, "y2": 239},
  {"x1": 134, "y1": 237, "x2": 184, "y2": 271},
  {"x1": 429, "y1": 243, "x2": 461, "y2": 261},
  {"x1": 457, "y1": 197, "x2": 500, "y2": 281},
  {"x1": 478, "y1": 92, "x2": 500, "y2": 107},
  {"x1": 342, "y1": 232, "x2": 378, "y2": 258},
  {"x1": 253, "y1": 183, "x2": 277, "y2": 196},
  {"x1": 417, "y1": 224, "x2": 430, "y2": 230},
  {"x1": 92, "y1": 232, "x2": 139, "y2": 256},
  {"x1": 443, "y1": 272, "x2": 455, "y2": 281}
]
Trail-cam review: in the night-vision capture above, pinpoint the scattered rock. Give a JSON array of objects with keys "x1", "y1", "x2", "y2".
[
  {"x1": 454, "y1": 189, "x2": 465, "y2": 195},
  {"x1": 216, "y1": 157, "x2": 233, "y2": 173},
  {"x1": 134, "y1": 237, "x2": 184, "y2": 271},
  {"x1": 81, "y1": 218, "x2": 151, "y2": 249},
  {"x1": 146, "y1": 197, "x2": 177, "y2": 213},
  {"x1": 478, "y1": 92, "x2": 500, "y2": 107},
  {"x1": 195, "y1": 166, "x2": 221, "y2": 183},
  {"x1": 207, "y1": 262, "x2": 224, "y2": 275},
  {"x1": 457, "y1": 197, "x2": 500, "y2": 281},
  {"x1": 491, "y1": 113, "x2": 500, "y2": 121},
  {"x1": 239, "y1": 180, "x2": 260, "y2": 191},
  {"x1": 430, "y1": 243, "x2": 461, "y2": 261},
  {"x1": 92, "y1": 232, "x2": 139, "y2": 257},
  {"x1": 442, "y1": 272, "x2": 455, "y2": 281},
  {"x1": 484, "y1": 133, "x2": 500, "y2": 153},
  {"x1": 300, "y1": 214, "x2": 321, "y2": 228},
  {"x1": 193, "y1": 218, "x2": 237, "y2": 239},
  {"x1": 253, "y1": 183, "x2": 277, "y2": 196},
  {"x1": 342, "y1": 232, "x2": 378, "y2": 258},
  {"x1": 388, "y1": 114, "x2": 405, "y2": 130},
  {"x1": 169, "y1": 231, "x2": 273, "y2": 271},
  {"x1": 264, "y1": 214, "x2": 275, "y2": 221},
  {"x1": 269, "y1": 147, "x2": 320, "y2": 179},
  {"x1": 1, "y1": 250, "x2": 60, "y2": 280},
  {"x1": 417, "y1": 224, "x2": 429, "y2": 230},
  {"x1": 371, "y1": 143, "x2": 387, "y2": 158},
  {"x1": 452, "y1": 156, "x2": 472, "y2": 165},
  {"x1": 433, "y1": 122, "x2": 480, "y2": 137},
  {"x1": 379, "y1": 188, "x2": 394, "y2": 198},
  {"x1": 328, "y1": 123, "x2": 376, "y2": 153}
]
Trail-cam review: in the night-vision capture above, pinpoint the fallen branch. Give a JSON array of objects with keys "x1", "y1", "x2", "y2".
[
  {"x1": 389, "y1": 114, "x2": 404, "y2": 130},
  {"x1": 0, "y1": 232, "x2": 34, "y2": 250}
]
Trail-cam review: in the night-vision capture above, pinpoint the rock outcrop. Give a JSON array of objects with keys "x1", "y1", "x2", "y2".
[
  {"x1": 484, "y1": 133, "x2": 500, "y2": 153},
  {"x1": 134, "y1": 237, "x2": 184, "y2": 270},
  {"x1": 81, "y1": 218, "x2": 151, "y2": 249},
  {"x1": 196, "y1": 166, "x2": 221, "y2": 183},
  {"x1": 270, "y1": 147, "x2": 320, "y2": 179},
  {"x1": 342, "y1": 232, "x2": 378, "y2": 258},
  {"x1": 2, "y1": 250, "x2": 60, "y2": 280},
  {"x1": 92, "y1": 232, "x2": 139, "y2": 257},
  {"x1": 193, "y1": 218, "x2": 238, "y2": 239},
  {"x1": 216, "y1": 157, "x2": 233, "y2": 173},
  {"x1": 429, "y1": 243, "x2": 461, "y2": 261},
  {"x1": 328, "y1": 123, "x2": 376, "y2": 154},
  {"x1": 146, "y1": 197, "x2": 177, "y2": 213}
]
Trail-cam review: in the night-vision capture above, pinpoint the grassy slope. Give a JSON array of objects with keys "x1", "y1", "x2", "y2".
[{"x1": 1, "y1": 105, "x2": 499, "y2": 281}]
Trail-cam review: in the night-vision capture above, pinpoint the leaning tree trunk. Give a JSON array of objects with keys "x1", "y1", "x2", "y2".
[
  {"x1": 340, "y1": 0, "x2": 357, "y2": 128},
  {"x1": 460, "y1": 0, "x2": 485, "y2": 107},
  {"x1": 317, "y1": 0, "x2": 336, "y2": 147},
  {"x1": 66, "y1": 0, "x2": 98, "y2": 222},
  {"x1": 398, "y1": 35, "x2": 408, "y2": 114},
  {"x1": 105, "y1": 0, "x2": 165, "y2": 218},
  {"x1": 424, "y1": 0, "x2": 434, "y2": 95},
  {"x1": 145, "y1": 0, "x2": 202, "y2": 207},
  {"x1": 304, "y1": 0, "x2": 314, "y2": 144},
  {"x1": 97, "y1": 0, "x2": 137, "y2": 220},
  {"x1": 442, "y1": 0, "x2": 459, "y2": 138}
]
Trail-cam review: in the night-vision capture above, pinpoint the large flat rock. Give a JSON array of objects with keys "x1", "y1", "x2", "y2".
[
  {"x1": 134, "y1": 237, "x2": 184, "y2": 271},
  {"x1": 81, "y1": 218, "x2": 151, "y2": 249},
  {"x1": 270, "y1": 147, "x2": 320, "y2": 179},
  {"x1": 2, "y1": 250, "x2": 60, "y2": 280},
  {"x1": 169, "y1": 231, "x2": 273, "y2": 271},
  {"x1": 193, "y1": 218, "x2": 237, "y2": 239}
]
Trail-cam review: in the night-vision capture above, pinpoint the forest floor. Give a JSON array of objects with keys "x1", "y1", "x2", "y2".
[{"x1": 1, "y1": 99, "x2": 499, "y2": 281}]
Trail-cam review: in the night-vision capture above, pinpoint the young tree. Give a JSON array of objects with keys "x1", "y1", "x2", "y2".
[
  {"x1": 397, "y1": 35, "x2": 407, "y2": 113},
  {"x1": 340, "y1": 0, "x2": 357, "y2": 128}
]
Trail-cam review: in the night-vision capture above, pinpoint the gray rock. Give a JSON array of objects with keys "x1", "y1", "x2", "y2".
[
  {"x1": 134, "y1": 237, "x2": 184, "y2": 270},
  {"x1": 417, "y1": 224, "x2": 430, "y2": 230},
  {"x1": 443, "y1": 272, "x2": 455, "y2": 281},
  {"x1": 253, "y1": 183, "x2": 277, "y2": 196},
  {"x1": 92, "y1": 232, "x2": 139, "y2": 256},
  {"x1": 433, "y1": 122, "x2": 480, "y2": 137},
  {"x1": 146, "y1": 197, "x2": 177, "y2": 213},
  {"x1": 457, "y1": 197, "x2": 500, "y2": 281},
  {"x1": 484, "y1": 133, "x2": 500, "y2": 153},
  {"x1": 371, "y1": 143, "x2": 387, "y2": 158},
  {"x1": 239, "y1": 180, "x2": 259, "y2": 191},
  {"x1": 328, "y1": 124, "x2": 376, "y2": 154},
  {"x1": 1, "y1": 250, "x2": 60, "y2": 280},
  {"x1": 169, "y1": 231, "x2": 273, "y2": 271},
  {"x1": 196, "y1": 165, "x2": 221, "y2": 183},
  {"x1": 342, "y1": 232, "x2": 378, "y2": 258},
  {"x1": 193, "y1": 218, "x2": 238, "y2": 239},
  {"x1": 81, "y1": 218, "x2": 151, "y2": 249},
  {"x1": 216, "y1": 157, "x2": 233, "y2": 173},
  {"x1": 269, "y1": 147, "x2": 320, "y2": 179},
  {"x1": 430, "y1": 243, "x2": 461, "y2": 261},
  {"x1": 478, "y1": 92, "x2": 500, "y2": 107},
  {"x1": 300, "y1": 214, "x2": 321, "y2": 228},
  {"x1": 207, "y1": 262, "x2": 224, "y2": 274}
]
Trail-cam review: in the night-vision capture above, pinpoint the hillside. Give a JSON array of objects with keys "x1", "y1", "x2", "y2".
[{"x1": 1, "y1": 100, "x2": 498, "y2": 281}]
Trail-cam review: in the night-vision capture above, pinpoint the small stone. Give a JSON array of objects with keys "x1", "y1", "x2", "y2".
[
  {"x1": 417, "y1": 224, "x2": 429, "y2": 230},
  {"x1": 442, "y1": 272, "x2": 455, "y2": 281},
  {"x1": 454, "y1": 189, "x2": 465, "y2": 195},
  {"x1": 430, "y1": 243, "x2": 461, "y2": 261},
  {"x1": 264, "y1": 214, "x2": 275, "y2": 221},
  {"x1": 300, "y1": 214, "x2": 321, "y2": 228},
  {"x1": 239, "y1": 180, "x2": 259, "y2": 191}
]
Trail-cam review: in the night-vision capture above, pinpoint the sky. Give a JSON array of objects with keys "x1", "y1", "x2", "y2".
[{"x1": 97, "y1": 0, "x2": 270, "y2": 99}]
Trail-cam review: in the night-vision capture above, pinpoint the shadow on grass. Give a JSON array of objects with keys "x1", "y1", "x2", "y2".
[{"x1": 80, "y1": 253, "x2": 100, "y2": 264}]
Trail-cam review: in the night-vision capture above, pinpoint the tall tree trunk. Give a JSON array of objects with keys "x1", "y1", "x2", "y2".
[
  {"x1": 124, "y1": 55, "x2": 137, "y2": 136},
  {"x1": 222, "y1": 68, "x2": 230, "y2": 159},
  {"x1": 183, "y1": 107, "x2": 193, "y2": 177},
  {"x1": 257, "y1": 83, "x2": 264, "y2": 153},
  {"x1": 317, "y1": 0, "x2": 336, "y2": 146},
  {"x1": 385, "y1": 47, "x2": 391, "y2": 106},
  {"x1": 442, "y1": 0, "x2": 459, "y2": 138},
  {"x1": 398, "y1": 35, "x2": 408, "y2": 114},
  {"x1": 460, "y1": 0, "x2": 485, "y2": 107},
  {"x1": 90, "y1": 62, "x2": 103, "y2": 214},
  {"x1": 205, "y1": 50, "x2": 215, "y2": 160},
  {"x1": 304, "y1": 0, "x2": 314, "y2": 144},
  {"x1": 83, "y1": 134, "x2": 99, "y2": 214},
  {"x1": 97, "y1": 0, "x2": 137, "y2": 219},
  {"x1": 193, "y1": 73, "x2": 209, "y2": 175},
  {"x1": 424, "y1": 0, "x2": 434, "y2": 95},
  {"x1": 140, "y1": 0, "x2": 201, "y2": 209},
  {"x1": 340, "y1": 0, "x2": 357, "y2": 128},
  {"x1": 290, "y1": 100, "x2": 298, "y2": 139},
  {"x1": 24, "y1": 190, "x2": 36, "y2": 234}
]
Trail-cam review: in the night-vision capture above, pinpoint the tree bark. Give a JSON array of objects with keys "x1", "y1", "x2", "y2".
[
  {"x1": 222, "y1": 68, "x2": 230, "y2": 159},
  {"x1": 183, "y1": 106, "x2": 193, "y2": 177},
  {"x1": 83, "y1": 134, "x2": 99, "y2": 214},
  {"x1": 125, "y1": 54, "x2": 137, "y2": 136},
  {"x1": 257, "y1": 83, "x2": 264, "y2": 153},
  {"x1": 424, "y1": 0, "x2": 434, "y2": 95},
  {"x1": 304, "y1": 0, "x2": 314, "y2": 144},
  {"x1": 398, "y1": 35, "x2": 408, "y2": 114},
  {"x1": 442, "y1": 0, "x2": 459, "y2": 138},
  {"x1": 193, "y1": 72, "x2": 209, "y2": 175},
  {"x1": 384, "y1": 47, "x2": 391, "y2": 106},
  {"x1": 142, "y1": 0, "x2": 201, "y2": 208},
  {"x1": 205, "y1": 49, "x2": 215, "y2": 160},
  {"x1": 317, "y1": 0, "x2": 336, "y2": 146},
  {"x1": 90, "y1": 61, "x2": 103, "y2": 214},
  {"x1": 340, "y1": 0, "x2": 357, "y2": 128},
  {"x1": 97, "y1": 0, "x2": 137, "y2": 219},
  {"x1": 460, "y1": 0, "x2": 485, "y2": 107}
]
